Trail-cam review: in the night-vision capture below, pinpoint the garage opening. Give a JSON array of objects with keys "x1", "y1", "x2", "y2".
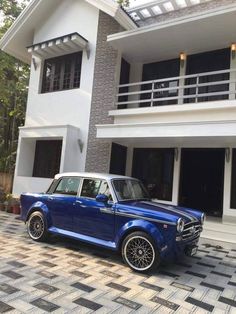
[{"x1": 179, "y1": 148, "x2": 225, "y2": 217}]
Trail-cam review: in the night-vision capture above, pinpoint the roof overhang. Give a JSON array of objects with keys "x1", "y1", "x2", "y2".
[
  {"x1": 27, "y1": 32, "x2": 89, "y2": 59},
  {"x1": 0, "y1": 0, "x2": 137, "y2": 64},
  {"x1": 108, "y1": 4, "x2": 236, "y2": 63},
  {"x1": 96, "y1": 120, "x2": 236, "y2": 146}
]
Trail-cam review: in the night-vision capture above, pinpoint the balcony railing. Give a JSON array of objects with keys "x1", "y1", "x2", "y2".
[{"x1": 116, "y1": 69, "x2": 236, "y2": 109}]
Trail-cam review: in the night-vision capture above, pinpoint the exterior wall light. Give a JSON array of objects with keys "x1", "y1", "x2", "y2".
[
  {"x1": 180, "y1": 52, "x2": 186, "y2": 68},
  {"x1": 78, "y1": 139, "x2": 84, "y2": 153},
  {"x1": 231, "y1": 44, "x2": 236, "y2": 58},
  {"x1": 226, "y1": 147, "x2": 231, "y2": 163},
  {"x1": 180, "y1": 52, "x2": 186, "y2": 61},
  {"x1": 231, "y1": 43, "x2": 236, "y2": 51}
]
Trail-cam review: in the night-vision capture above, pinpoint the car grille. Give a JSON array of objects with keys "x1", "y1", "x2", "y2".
[{"x1": 182, "y1": 221, "x2": 201, "y2": 240}]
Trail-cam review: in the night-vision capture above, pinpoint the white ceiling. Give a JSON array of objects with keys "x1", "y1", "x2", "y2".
[{"x1": 108, "y1": 5, "x2": 236, "y2": 63}]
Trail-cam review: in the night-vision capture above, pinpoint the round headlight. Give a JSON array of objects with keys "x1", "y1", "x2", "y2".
[
  {"x1": 177, "y1": 218, "x2": 185, "y2": 233},
  {"x1": 201, "y1": 213, "x2": 205, "y2": 225}
]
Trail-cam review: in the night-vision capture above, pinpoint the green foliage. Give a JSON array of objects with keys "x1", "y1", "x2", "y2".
[
  {"x1": 117, "y1": 0, "x2": 130, "y2": 7},
  {"x1": 0, "y1": 0, "x2": 30, "y2": 173}
]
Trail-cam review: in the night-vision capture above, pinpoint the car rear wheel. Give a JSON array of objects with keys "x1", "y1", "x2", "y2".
[
  {"x1": 27, "y1": 211, "x2": 48, "y2": 242},
  {"x1": 122, "y1": 231, "x2": 160, "y2": 273}
]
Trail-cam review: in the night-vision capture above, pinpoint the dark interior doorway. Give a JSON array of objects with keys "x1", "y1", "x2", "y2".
[
  {"x1": 109, "y1": 143, "x2": 127, "y2": 176},
  {"x1": 179, "y1": 148, "x2": 225, "y2": 217}
]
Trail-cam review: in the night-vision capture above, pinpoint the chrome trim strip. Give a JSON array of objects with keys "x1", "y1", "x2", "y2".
[
  {"x1": 142, "y1": 201, "x2": 198, "y2": 222},
  {"x1": 100, "y1": 208, "x2": 114, "y2": 215},
  {"x1": 115, "y1": 211, "x2": 176, "y2": 226}
]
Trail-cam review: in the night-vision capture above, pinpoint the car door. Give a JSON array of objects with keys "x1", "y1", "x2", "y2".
[
  {"x1": 73, "y1": 178, "x2": 115, "y2": 241},
  {"x1": 45, "y1": 176, "x2": 81, "y2": 231}
]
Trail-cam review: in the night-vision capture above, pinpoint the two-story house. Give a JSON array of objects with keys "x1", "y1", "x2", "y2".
[{"x1": 1, "y1": 0, "x2": 236, "y2": 241}]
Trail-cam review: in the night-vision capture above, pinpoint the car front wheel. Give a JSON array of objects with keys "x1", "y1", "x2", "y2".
[
  {"x1": 27, "y1": 211, "x2": 48, "y2": 242},
  {"x1": 122, "y1": 231, "x2": 160, "y2": 273}
]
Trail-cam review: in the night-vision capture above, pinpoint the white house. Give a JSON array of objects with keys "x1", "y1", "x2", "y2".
[{"x1": 1, "y1": 0, "x2": 236, "y2": 241}]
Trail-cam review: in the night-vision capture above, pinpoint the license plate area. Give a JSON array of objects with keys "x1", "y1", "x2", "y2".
[{"x1": 185, "y1": 245, "x2": 198, "y2": 257}]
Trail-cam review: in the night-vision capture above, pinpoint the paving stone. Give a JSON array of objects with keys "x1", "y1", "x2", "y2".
[
  {"x1": 74, "y1": 297, "x2": 103, "y2": 310},
  {"x1": 218, "y1": 296, "x2": 236, "y2": 307},
  {"x1": 185, "y1": 296, "x2": 214, "y2": 312},
  {"x1": 150, "y1": 296, "x2": 179, "y2": 311},
  {"x1": 71, "y1": 282, "x2": 95, "y2": 292},
  {"x1": 0, "y1": 212, "x2": 236, "y2": 314},
  {"x1": 0, "y1": 284, "x2": 19, "y2": 295},
  {"x1": 34, "y1": 283, "x2": 59, "y2": 293},
  {"x1": 1, "y1": 271, "x2": 23, "y2": 280},
  {"x1": 106, "y1": 282, "x2": 130, "y2": 292},
  {"x1": 113, "y1": 297, "x2": 142, "y2": 310},
  {"x1": 31, "y1": 298, "x2": 60, "y2": 312},
  {"x1": 0, "y1": 301, "x2": 14, "y2": 313}
]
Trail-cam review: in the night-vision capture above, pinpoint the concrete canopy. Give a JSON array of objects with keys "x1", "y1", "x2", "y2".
[
  {"x1": 108, "y1": 3, "x2": 236, "y2": 63},
  {"x1": 0, "y1": 0, "x2": 137, "y2": 64}
]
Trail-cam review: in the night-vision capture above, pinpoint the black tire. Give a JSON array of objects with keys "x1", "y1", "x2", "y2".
[
  {"x1": 121, "y1": 231, "x2": 160, "y2": 273},
  {"x1": 27, "y1": 211, "x2": 48, "y2": 242}
]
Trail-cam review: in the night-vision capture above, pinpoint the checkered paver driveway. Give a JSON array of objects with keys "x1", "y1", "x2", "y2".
[{"x1": 0, "y1": 212, "x2": 235, "y2": 314}]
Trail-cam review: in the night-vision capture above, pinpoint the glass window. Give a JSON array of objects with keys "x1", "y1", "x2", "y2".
[
  {"x1": 54, "y1": 177, "x2": 81, "y2": 195},
  {"x1": 231, "y1": 149, "x2": 236, "y2": 209},
  {"x1": 99, "y1": 180, "x2": 112, "y2": 201},
  {"x1": 33, "y1": 140, "x2": 62, "y2": 178},
  {"x1": 42, "y1": 52, "x2": 82, "y2": 93},
  {"x1": 113, "y1": 179, "x2": 149, "y2": 201},
  {"x1": 132, "y1": 148, "x2": 174, "y2": 201},
  {"x1": 81, "y1": 179, "x2": 102, "y2": 199}
]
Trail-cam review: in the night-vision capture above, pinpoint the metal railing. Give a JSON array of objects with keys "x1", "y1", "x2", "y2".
[{"x1": 116, "y1": 68, "x2": 236, "y2": 109}]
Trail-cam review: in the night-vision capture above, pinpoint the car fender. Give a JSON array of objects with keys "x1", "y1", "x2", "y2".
[
  {"x1": 115, "y1": 219, "x2": 165, "y2": 251},
  {"x1": 26, "y1": 202, "x2": 52, "y2": 227}
]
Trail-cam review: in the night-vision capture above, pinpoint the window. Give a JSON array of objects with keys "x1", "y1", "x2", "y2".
[
  {"x1": 33, "y1": 140, "x2": 62, "y2": 178},
  {"x1": 81, "y1": 179, "x2": 112, "y2": 200},
  {"x1": 42, "y1": 52, "x2": 82, "y2": 93},
  {"x1": 132, "y1": 148, "x2": 174, "y2": 201},
  {"x1": 54, "y1": 177, "x2": 81, "y2": 195},
  {"x1": 113, "y1": 179, "x2": 149, "y2": 201}
]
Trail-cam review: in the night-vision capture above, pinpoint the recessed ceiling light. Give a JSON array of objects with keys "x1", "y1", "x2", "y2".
[
  {"x1": 140, "y1": 8, "x2": 151, "y2": 18},
  {"x1": 163, "y1": 2, "x2": 175, "y2": 12},
  {"x1": 151, "y1": 5, "x2": 162, "y2": 15},
  {"x1": 176, "y1": 0, "x2": 187, "y2": 8}
]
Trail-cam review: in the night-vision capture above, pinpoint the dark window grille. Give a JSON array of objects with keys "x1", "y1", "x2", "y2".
[
  {"x1": 42, "y1": 52, "x2": 82, "y2": 93},
  {"x1": 33, "y1": 140, "x2": 62, "y2": 178}
]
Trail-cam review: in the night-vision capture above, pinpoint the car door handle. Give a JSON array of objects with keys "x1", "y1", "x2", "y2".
[
  {"x1": 73, "y1": 200, "x2": 83, "y2": 205},
  {"x1": 100, "y1": 207, "x2": 114, "y2": 214},
  {"x1": 48, "y1": 197, "x2": 54, "y2": 201}
]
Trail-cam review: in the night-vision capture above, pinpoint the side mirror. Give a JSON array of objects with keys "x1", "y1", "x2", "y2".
[{"x1": 96, "y1": 194, "x2": 109, "y2": 204}]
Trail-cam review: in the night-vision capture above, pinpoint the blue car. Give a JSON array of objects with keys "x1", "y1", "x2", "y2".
[{"x1": 20, "y1": 173, "x2": 204, "y2": 272}]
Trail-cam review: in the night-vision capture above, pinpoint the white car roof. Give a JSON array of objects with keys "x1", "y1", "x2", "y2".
[{"x1": 54, "y1": 172, "x2": 134, "y2": 181}]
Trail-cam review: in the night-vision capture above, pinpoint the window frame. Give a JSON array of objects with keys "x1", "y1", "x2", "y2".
[
  {"x1": 78, "y1": 177, "x2": 114, "y2": 202},
  {"x1": 41, "y1": 51, "x2": 83, "y2": 94},
  {"x1": 52, "y1": 176, "x2": 82, "y2": 197}
]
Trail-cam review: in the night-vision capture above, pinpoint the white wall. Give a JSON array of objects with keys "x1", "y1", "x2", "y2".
[
  {"x1": 13, "y1": 0, "x2": 100, "y2": 196},
  {"x1": 25, "y1": 0, "x2": 100, "y2": 166}
]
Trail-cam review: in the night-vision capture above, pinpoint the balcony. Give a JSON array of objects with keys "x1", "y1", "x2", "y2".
[{"x1": 116, "y1": 69, "x2": 236, "y2": 110}]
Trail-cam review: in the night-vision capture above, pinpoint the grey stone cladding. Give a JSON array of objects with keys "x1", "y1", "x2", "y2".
[
  {"x1": 137, "y1": 0, "x2": 236, "y2": 27},
  {"x1": 85, "y1": 11, "x2": 123, "y2": 173}
]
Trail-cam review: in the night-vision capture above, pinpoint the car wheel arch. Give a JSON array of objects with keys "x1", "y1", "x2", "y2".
[
  {"x1": 26, "y1": 204, "x2": 51, "y2": 227},
  {"x1": 116, "y1": 220, "x2": 165, "y2": 252}
]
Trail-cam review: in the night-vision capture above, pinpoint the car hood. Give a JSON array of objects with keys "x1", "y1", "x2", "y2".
[{"x1": 116, "y1": 200, "x2": 201, "y2": 224}]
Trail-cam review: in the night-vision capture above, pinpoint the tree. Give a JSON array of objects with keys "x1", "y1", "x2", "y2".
[
  {"x1": 0, "y1": 0, "x2": 30, "y2": 174},
  {"x1": 117, "y1": 0, "x2": 130, "y2": 8}
]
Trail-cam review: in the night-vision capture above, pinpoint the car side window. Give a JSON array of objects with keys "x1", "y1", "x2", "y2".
[
  {"x1": 99, "y1": 180, "x2": 112, "y2": 201},
  {"x1": 54, "y1": 177, "x2": 81, "y2": 196},
  {"x1": 81, "y1": 179, "x2": 101, "y2": 199}
]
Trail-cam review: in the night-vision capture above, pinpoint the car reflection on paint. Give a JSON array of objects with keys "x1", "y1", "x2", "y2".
[{"x1": 20, "y1": 172, "x2": 205, "y2": 272}]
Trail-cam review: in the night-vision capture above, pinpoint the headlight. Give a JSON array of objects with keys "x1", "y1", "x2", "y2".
[
  {"x1": 177, "y1": 218, "x2": 185, "y2": 233},
  {"x1": 201, "y1": 213, "x2": 205, "y2": 225}
]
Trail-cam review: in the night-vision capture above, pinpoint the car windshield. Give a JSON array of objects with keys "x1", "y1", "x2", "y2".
[{"x1": 112, "y1": 179, "x2": 150, "y2": 201}]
